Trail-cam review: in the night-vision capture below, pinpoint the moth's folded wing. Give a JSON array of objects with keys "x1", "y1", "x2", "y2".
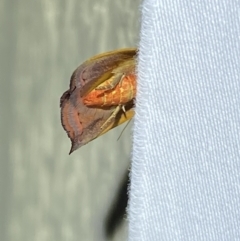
[{"x1": 80, "y1": 48, "x2": 137, "y2": 97}]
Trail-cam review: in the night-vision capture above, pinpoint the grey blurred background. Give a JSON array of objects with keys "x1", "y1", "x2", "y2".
[{"x1": 0, "y1": 1, "x2": 140, "y2": 241}]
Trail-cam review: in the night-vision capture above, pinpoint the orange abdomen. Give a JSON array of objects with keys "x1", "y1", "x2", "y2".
[{"x1": 83, "y1": 73, "x2": 136, "y2": 107}]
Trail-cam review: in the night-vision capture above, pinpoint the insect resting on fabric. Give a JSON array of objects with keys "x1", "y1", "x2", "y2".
[{"x1": 60, "y1": 48, "x2": 137, "y2": 154}]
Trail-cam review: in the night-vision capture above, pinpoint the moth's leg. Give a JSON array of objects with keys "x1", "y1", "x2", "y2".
[
  {"x1": 100, "y1": 105, "x2": 123, "y2": 132},
  {"x1": 96, "y1": 73, "x2": 124, "y2": 90}
]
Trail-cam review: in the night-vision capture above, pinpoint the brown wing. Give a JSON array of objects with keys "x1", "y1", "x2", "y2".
[{"x1": 72, "y1": 48, "x2": 137, "y2": 97}]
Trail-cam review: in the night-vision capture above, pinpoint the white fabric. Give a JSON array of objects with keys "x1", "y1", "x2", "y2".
[{"x1": 129, "y1": 0, "x2": 240, "y2": 240}]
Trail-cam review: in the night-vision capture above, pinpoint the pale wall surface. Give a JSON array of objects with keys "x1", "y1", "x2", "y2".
[{"x1": 0, "y1": 1, "x2": 140, "y2": 241}]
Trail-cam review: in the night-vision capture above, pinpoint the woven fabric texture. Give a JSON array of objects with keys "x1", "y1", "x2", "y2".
[{"x1": 129, "y1": 1, "x2": 240, "y2": 240}]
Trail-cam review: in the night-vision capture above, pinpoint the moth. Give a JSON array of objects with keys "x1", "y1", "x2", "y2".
[{"x1": 60, "y1": 48, "x2": 137, "y2": 154}]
